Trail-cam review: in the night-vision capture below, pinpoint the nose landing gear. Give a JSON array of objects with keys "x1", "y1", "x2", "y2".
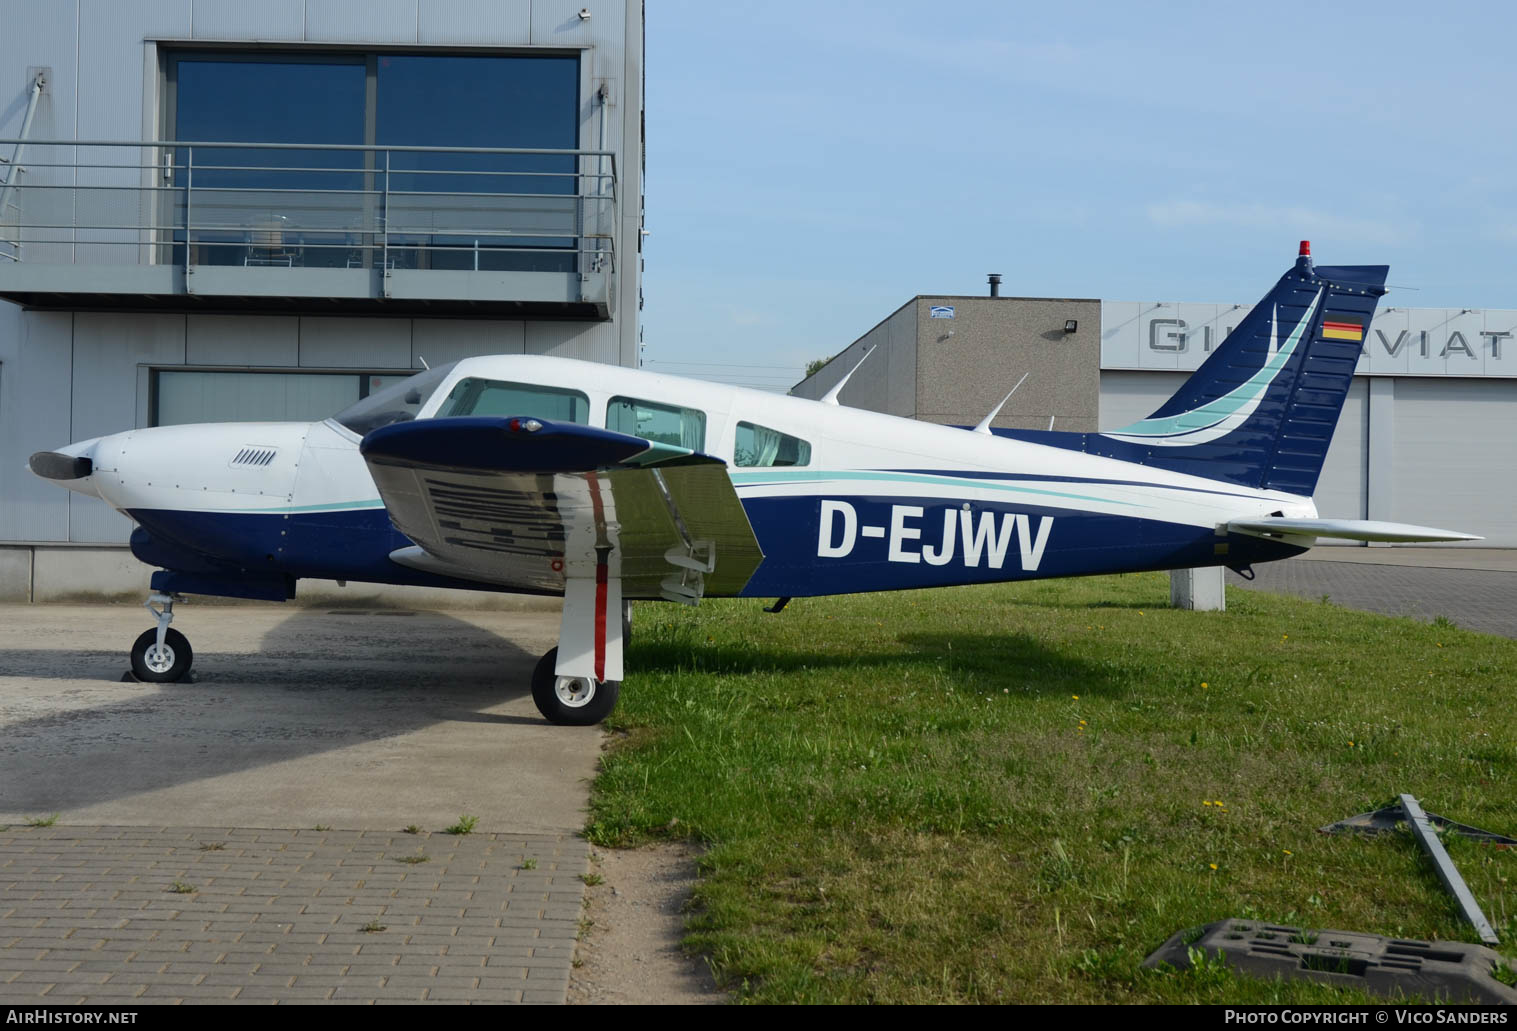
[{"x1": 130, "y1": 592, "x2": 194, "y2": 682}]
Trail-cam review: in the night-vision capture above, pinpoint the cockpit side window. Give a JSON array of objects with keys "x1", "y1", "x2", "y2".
[
  {"x1": 333, "y1": 361, "x2": 459, "y2": 435},
  {"x1": 734, "y1": 421, "x2": 811, "y2": 467},
  {"x1": 607, "y1": 397, "x2": 706, "y2": 450},
  {"x1": 438, "y1": 379, "x2": 590, "y2": 423}
]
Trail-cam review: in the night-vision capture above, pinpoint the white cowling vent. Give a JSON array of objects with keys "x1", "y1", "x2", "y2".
[{"x1": 230, "y1": 447, "x2": 278, "y2": 468}]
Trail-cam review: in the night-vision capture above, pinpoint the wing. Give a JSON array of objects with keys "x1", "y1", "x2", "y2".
[
  {"x1": 358, "y1": 416, "x2": 764, "y2": 601},
  {"x1": 1226, "y1": 518, "x2": 1482, "y2": 544}
]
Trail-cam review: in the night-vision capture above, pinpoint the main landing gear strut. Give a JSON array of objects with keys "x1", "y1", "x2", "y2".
[
  {"x1": 130, "y1": 592, "x2": 194, "y2": 682},
  {"x1": 530, "y1": 597, "x2": 631, "y2": 726}
]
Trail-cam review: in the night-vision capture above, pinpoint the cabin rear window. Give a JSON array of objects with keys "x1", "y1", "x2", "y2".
[
  {"x1": 734, "y1": 421, "x2": 811, "y2": 467},
  {"x1": 607, "y1": 397, "x2": 706, "y2": 450},
  {"x1": 437, "y1": 379, "x2": 590, "y2": 423}
]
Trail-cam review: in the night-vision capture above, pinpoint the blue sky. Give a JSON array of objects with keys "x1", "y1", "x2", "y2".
[{"x1": 639, "y1": 1, "x2": 1517, "y2": 391}]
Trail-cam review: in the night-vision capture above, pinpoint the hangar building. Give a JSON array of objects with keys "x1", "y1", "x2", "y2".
[
  {"x1": 794, "y1": 284, "x2": 1516, "y2": 547},
  {"x1": 0, "y1": 0, "x2": 644, "y2": 600}
]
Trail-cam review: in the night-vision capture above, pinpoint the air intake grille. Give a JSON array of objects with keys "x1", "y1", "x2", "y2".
[{"x1": 230, "y1": 447, "x2": 278, "y2": 468}]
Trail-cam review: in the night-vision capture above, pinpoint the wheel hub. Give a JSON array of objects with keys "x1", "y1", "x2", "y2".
[
  {"x1": 144, "y1": 643, "x2": 176, "y2": 674},
  {"x1": 554, "y1": 675, "x2": 596, "y2": 708}
]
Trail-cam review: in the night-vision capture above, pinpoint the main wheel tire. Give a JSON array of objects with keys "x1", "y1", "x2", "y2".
[
  {"x1": 130, "y1": 627, "x2": 194, "y2": 683},
  {"x1": 530, "y1": 647, "x2": 620, "y2": 726}
]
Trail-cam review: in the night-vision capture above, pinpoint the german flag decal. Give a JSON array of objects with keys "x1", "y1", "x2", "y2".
[{"x1": 1322, "y1": 315, "x2": 1366, "y2": 342}]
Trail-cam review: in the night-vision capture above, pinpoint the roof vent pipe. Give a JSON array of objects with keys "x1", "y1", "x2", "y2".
[{"x1": 988, "y1": 274, "x2": 1002, "y2": 298}]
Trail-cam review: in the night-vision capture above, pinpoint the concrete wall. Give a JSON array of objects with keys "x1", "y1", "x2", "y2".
[
  {"x1": 791, "y1": 295, "x2": 1102, "y2": 433},
  {"x1": 913, "y1": 296, "x2": 1100, "y2": 432},
  {"x1": 790, "y1": 300, "x2": 916, "y2": 416}
]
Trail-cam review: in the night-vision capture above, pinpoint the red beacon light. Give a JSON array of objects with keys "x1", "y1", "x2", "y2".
[
  {"x1": 506, "y1": 418, "x2": 542, "y2": 433},
  {"x1": 1299, "y1": 240, "x2": 1311, "y2": 257}
]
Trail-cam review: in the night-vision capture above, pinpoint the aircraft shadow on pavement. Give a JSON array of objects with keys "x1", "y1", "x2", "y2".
[{"x1": 0, "y1": 609, "x2": 542, "y2": 814}]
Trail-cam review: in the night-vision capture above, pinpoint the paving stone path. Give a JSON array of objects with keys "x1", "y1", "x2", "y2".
[
  {"x1": 0, "y1": 826, "x2": 587, "y2": 1004},
  {"x1": 1229, "y1": 559, "x2": 1517, "y2": 640}
]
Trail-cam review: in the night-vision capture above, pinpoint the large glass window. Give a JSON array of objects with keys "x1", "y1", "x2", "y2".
[
  {"x1": 155, "y1": 370, "x2": 366, "y2": 426},
  {"x1": 378, "y1": 55, "x2": 580, "y2": 273},
  {"x1": 607, "y1": 398, "x2": 706, "y2": 450},
  {"x1": 437, "y1": 378, "x2": 589, "y2": 423},
  {"x1": 166, "y1": 51, "x2": 581, "y2": 272},
  {"x1": 734, "y1": 422, "x2": 811, "y2": 468},
  {"x1": 169, "y1": 55, "x2": 367, "y2": 268}
]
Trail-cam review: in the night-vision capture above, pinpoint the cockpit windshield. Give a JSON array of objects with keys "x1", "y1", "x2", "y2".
[{"x1": 332, "y1": 362, "x2": 459, "y2": 436}]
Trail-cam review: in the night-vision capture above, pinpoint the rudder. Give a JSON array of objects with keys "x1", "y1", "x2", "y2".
[{"x1": 1094, "y1": 243, "x2": 1387, "y2": 496}]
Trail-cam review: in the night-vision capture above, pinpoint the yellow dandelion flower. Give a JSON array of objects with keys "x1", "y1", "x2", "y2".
[
  {"x1": 1348, "y1": 741, "x2": 1354, "y2": 747},
  {"x1": 1203, "y1": 801, "x2": 1213, "y2": 807},
  {"x1": 1209, "y1": 863, "x2": 1218, "y2": 871},
  {"x1": 1072, "y1": 695, "x2": 1079, "y2": 700},
  {"x1": 1201, "y1": 682, "x2": 1209, "y2": 689},
  {"x1": 1283, "y1": 850, "x2": 1293, "y2": 856}
]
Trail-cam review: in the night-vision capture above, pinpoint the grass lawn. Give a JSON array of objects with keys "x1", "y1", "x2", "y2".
[{"x1": 586, "y1": 573, "x2": 1517, "y2": 1004}]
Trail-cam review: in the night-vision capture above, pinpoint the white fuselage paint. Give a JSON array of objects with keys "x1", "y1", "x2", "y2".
[{"x1": 39, "y1": 355, "x2": 1321, "y2": 590}]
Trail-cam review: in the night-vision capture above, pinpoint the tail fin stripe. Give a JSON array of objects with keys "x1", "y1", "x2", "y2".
[{"x1": 1103, "y1": 290, "x2": 1323, "y2": 446}]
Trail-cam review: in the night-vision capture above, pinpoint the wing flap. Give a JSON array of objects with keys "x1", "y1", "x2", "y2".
[
  {"x1": 360, "y1": 417, "x2": 763, "y2": 597},
  {"x1": 1227, "y1": 518, "x2": 1482, "y2": 543}
]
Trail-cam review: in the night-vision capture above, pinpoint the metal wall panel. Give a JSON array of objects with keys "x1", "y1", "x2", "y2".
[
  {"x1": 0, "y1": 308, "x2": 73, "y2": 542},
  {"x1": 1389, "y1": 378, "x2": 1517, "y2": 546},
  {"x1": 523, "y1": 321, "x2": 612, "y2": 362},
  {"x1": 418, "y1": 0, "x2": 531, "y2": 44},
  {"x1": 0, "y1": 0, "x2": 80, "y2": 264},
  {"x1": 70, "y1": 312, "x2": 186, "y2": 542},
  {"x1": 1313, "y1": 378, "x2": 1367, "y2": 521},
  {"x1": 1098, "y1": 370, "x2": 1185, "y2": 432},
  {"x1": 412, "y1": 319, "x2": 525, "y2": 368},
  {"x1": 530, "y1": 0, "x2": 622, "y2": 51},
  {"x1": 75, "y1": 1, "x2": 192, "y2": 266},
  {"x1": 305, "y1": 0, "x2": 418, "y2": 43},
  {"x1": 187, "y1": 314, "x2": 299, "y2": 366},
  {"x1": 1103, "y1": 301, "x2": 1517, "y2": 379},
  {"x1": 298, "y1": 316, "x2": 412, "y2": 368},
  {"x1": 190, "y1": 0, "x2": 305, "y2": 41}
]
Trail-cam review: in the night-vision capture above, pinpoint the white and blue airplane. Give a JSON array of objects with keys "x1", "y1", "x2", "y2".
[{"x1": 28, "y1": 244, "x2": 1477, "y2": 724}]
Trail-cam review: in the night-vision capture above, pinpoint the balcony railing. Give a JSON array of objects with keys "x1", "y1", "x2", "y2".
[{"x1": 0, "y1": 139, "x2": 617, "y2": 316}]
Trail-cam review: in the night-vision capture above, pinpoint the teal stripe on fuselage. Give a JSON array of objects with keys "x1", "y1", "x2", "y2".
[
  {"x1": 728, "y1": 469, "x2": 1144, "y2": 508},
  {"x1": 221, "y1": 499, "x2": 386, "y2": 515}
]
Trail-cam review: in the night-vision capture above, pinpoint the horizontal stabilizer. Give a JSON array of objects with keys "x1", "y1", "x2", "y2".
[{"x1": 1227, "y1": 518, "x2": 1482, "y2": 543}]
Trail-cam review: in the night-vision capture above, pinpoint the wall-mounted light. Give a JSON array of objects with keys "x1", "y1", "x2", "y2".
[
  {"x1": 1063, "y1": 319, "x2": 1078, "y2": 334},
  {"x1": 579, "y1": 7, "x2": 592, "y2": 19}
]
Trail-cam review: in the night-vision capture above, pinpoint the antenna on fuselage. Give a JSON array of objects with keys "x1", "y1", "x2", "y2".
[
  {"x1": 820, "y1": 345, "x2": 877, "y2": 406},
  {"x1": 972, "y1": 372, "x2": 1029, "y2": 434},
  {"x1": 417, "y1": 356, "x2": 430, "y2": 370}
]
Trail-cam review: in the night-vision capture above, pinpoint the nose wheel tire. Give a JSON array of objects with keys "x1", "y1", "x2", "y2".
[
  {"x1": 130, "y1": 628, "x2": 194, "y2": 683},
  {"x1": 530, "y1": 647, "x2": 619, "y2": 726}
]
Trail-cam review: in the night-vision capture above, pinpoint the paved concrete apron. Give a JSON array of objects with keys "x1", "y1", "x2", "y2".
[
  {"x1": 1229, "y1": 557, "x2": 1517, "y2": 640},
  {"x1": 0, "y1": 604, "x2": 603, "y2": 1004}
]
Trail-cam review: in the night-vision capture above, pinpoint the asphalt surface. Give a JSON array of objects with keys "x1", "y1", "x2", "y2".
[
  {"x1": 3, "y1": 553, "x2": 1514, "y2": 1005},
  {"x1": 1228, "y1": 550, "x2": 1517, "y2": 639},
  {"x1": 1, "y1": 603, "x2": 599, "y2": 1005}
]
